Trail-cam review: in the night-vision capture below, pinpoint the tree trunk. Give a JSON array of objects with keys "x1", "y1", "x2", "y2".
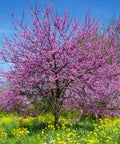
[
  {"x1": 54, "y1": 109, "x2": 60, "y2": 128},
  {"x1": 55, "y1": 113, "x2": 59, "y2": 125}
]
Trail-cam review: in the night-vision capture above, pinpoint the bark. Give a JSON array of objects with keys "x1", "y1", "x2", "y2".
[{"x1": 54, "y1": 108, "x2": 60, "y2": 127}]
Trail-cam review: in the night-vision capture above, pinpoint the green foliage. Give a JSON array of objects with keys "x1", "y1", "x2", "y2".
[{"x1": 60, "y1": 109, "x2": 79, "y2": 119}]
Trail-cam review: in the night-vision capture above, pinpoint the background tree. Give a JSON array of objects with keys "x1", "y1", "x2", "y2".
[
  {"x1": 103, "y1": 13, "x2": 120, "y2": 34},
  {"x1": 0, "y1": 3, "x2": 120, "y2": 125}
]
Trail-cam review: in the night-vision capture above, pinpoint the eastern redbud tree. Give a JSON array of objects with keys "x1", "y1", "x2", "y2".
[{"x1": 0, "y1": 3, "x2": 120, "y2": 124}]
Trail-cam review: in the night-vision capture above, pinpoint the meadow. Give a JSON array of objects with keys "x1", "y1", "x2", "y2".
[
  {"x1": 0, "y1": 2, "x2": 120, "y2": 144},
  {"x1": 0, "y1": 111, "x2": 120, "y2": 144}
]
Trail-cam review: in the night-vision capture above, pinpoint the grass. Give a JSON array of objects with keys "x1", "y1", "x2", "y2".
[{"x1": 0, "y1": 112, "x2": 120, "y2": 144}]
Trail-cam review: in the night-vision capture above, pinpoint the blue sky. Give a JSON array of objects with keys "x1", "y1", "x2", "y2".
[
  {"x1": 0, "y1": 0, "x2": 120, "y2": 71},
  {"x1": 0, "y1": 0, "x2": 120, "y2": 35},
  {"x1": 0, "y1": 0, "x2": 120, "y2": 38}
]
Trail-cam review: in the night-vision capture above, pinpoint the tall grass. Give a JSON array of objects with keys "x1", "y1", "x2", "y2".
[{"x1": 0, "y1": 111, "x2": 120, "y2": 143}]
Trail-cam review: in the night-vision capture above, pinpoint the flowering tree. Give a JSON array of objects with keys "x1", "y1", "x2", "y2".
[{"x1": 0, "y1": 3, "x2": 120, "y2": 124}]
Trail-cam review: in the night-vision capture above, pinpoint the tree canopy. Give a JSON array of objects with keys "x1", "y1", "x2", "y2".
[{"x1": 0, "y1": 3, "x2": 120, "y2": 124}]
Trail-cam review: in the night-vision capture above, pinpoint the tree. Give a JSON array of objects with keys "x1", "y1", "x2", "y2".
[
  {"x1": 0, "y1": 3, "x2": 120, "y2": 125},
  {"x1": 104, "y1": 15, "x2": 120, "y2": 52},
  {"x1": 106, "y1": 14, "x2": 120, "y2": 34}
]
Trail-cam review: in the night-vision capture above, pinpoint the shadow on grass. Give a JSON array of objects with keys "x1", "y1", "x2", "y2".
[
  {"x1": 17, "y1": 116, "x2": 96, "y2": 137},
  {"x1": 19, "y1": 121, "x2": 48, "y2": 134}
]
